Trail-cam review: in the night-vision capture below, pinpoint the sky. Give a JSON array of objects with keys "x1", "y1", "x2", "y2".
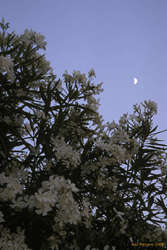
[{"x1": 1, "y1": 0, "x2": 167, "y2": 142}]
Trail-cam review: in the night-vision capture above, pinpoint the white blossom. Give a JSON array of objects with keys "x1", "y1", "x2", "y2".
[
  {"x1": 73, "y1": 70, "x2": 87, "y2": 83},
  {"x1": 37, "y1": 54, "x2": 51, "y2": 74},
  {"x1": 105, "y1": 121, "x2": 117, "y2": 131},
  {"x1": 0, "y1": 226, "x2": 31, "y2": 250},
  {"x1": 0, "y1": 55, "x2": 15, "y2": 81},
  {"x1": 28, "y1": 175, "x2": 81, "y2": 223},
  {"x1": 0, "y1": 170, "x2": 24, "y2": 201},
  {"x1": 119, "y1": 113, "x2": 128, "y2": 126},
  {"x1": 88, "y1": 68, "x2": 96, "y2": 78},
  {"x1": 86, "y1": 95, "x2": 100, "y2": 112},
  {"x1": 56, "y1": 191, "x2": 81, "y2": 224},
  {"x1": 20, "y1": 29, "x2": 47, "y2": 49},
  {"x1": 63, "y1": 70, "x2": 73, "y2": 82},
  {"x1": 52, "y1": 136, "x2": 80, "y2": 168},
  {"x1": 10, "y1": 196, "x2": 29, "y2": 210},
  {"x1": 96, "y1": 140, "x2": 130, "y2": 163},
  {"x1": 143, "y1": 100, "x2": 158, "y2": 115},
  {"x1": 34, "y1": 188, "x2": 57, "y2": 216}
]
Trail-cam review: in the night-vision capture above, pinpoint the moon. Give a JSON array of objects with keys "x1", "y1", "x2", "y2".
[{"x1": 133, "y1": 77, "x2": 138, "y2": 85}]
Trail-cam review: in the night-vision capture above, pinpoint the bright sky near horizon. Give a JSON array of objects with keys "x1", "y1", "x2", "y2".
[{"x1": 1, "y1": 0, "x2": 167, "y2": 142}]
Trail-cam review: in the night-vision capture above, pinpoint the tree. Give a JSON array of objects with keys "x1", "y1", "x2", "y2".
[{"x1": 0, "y1": 18, "x2": 167, "y2": 250}]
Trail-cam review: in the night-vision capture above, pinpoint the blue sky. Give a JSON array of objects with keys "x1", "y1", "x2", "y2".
[{"x1": 1, "y1": 0, "x2": 167, "y2": 142}]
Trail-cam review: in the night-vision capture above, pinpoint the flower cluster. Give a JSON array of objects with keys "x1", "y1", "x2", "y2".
[
  {"x1": 0, "y1": 169, "x2": 25, "y2": 201},
  {"x1": 52, "y1": 136, "x2": 81, "y2": 168},
  {"x1": 31, "y1": 175, "x2": 81, "y2": 223},
  {"x1": 20, "y1": 29, "x2": 47, "y2": 49},
  {"x1": 0, "y1": 226, "x2": 30, "y2": 250},
  {"x1": 0, "y1": 55, "x2": 15, "y2": 81}
]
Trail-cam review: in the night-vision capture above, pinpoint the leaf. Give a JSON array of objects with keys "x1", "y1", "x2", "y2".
[{"x1": 152, "y1": 128, "x2": 167, "y2": 136}]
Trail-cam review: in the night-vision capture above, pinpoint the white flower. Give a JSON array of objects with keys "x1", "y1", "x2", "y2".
[
  {"x1": 52, "y1": 136, "x2": 80, "y2": 168},
  {"x1": 57, "y1": 191, "x2": 81, "y2": 224},
  {"x1": 34, "y1": 188, "x2": 57, "y2": 216},
  {"x1": 88, "y1": 68, "x2": 96, "y2": 78},
  {"x1": 105, "y1": 121, "x2": 117, "y2": 130},
  {"x1": 21, "y1": 29, "x2": 47, "y2": 49},
  {"x1": 38, "y1": 54, "x2": 51, "y2": 74},
  {"x1": 73, "y1": 70, "x2": 86, "y2": 83},
  {"x1": 96, "y1": 138, "x2": 131, "y2": 163},
  {"x1": 129, "y1": 114, "x2": 137, "y2": 121},
  {"x1": 96, "y1": 140, "x2": 111, "y2": 152},
  {"x1": 95, "y1": 82, "x2": 104, "y2": 95},
  {"x1": 0, "y1": 55, "x2": 13, "y2": 72},
  {"x1": 10, "y1": 196, "x2": 28, "y2": 210},
  {"x1": 86, "y1": 96, "x2": 100, "y2": 112},
  {"x1": 0, "y1": 226, "x2": 31, "y2": 250},
  {"x1": 0, "y1": 55, "x2": 15, "y2": 81},
  {"x1": 112, "y1": 144, "x2": 129, "y2": 162},
  {"x1": 119, "y1": 113, "x2": 128, "y2": 126},
  {"x1": 143, "y1": 100, "x2": 158, "y2": 115},
  {"x1": 0, "y1": 170, "x2": 24, "y2": 201},
  {"x1": 30, "y1": 175, "x2": 80, "y2": 221}
]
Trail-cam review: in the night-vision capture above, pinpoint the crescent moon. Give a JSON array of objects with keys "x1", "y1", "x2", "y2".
[{"x1": 133, "y1": 77, "x2": 138, "y2": 85}]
